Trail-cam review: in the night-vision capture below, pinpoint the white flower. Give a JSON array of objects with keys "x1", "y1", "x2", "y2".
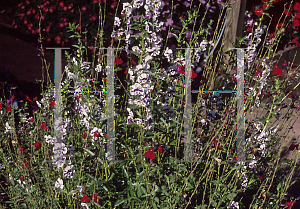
[
  {"x1": 5, "y1": 122, "x2": 14, "y2": 133},
  {"x1": 133, "y1": 0, "x2": 144, "y2": 9},
  {"x1": 64, "y1": 165, "x2": 75, "y2": 179},
  {"x1": 227, "y1": 201, "x2": 239, "y2": 209},
  {"x1": 199, "y1": 40, "x2": 208, "y2": 51},
  {"x1": 132, "y1": 46, "x2": 141, "y2": 54},
  {"x1": 95, "y1": 64, "x2": 102, "y2": 72},
  {"x1": 145, "y1": 21, "x2": 152, "y2": 34},
  {"x1": 121, "y1": 3, "x2": 133, "y2": 16},
  {"x1": 81, "y1": 203, "x2": 90, "y2": 209},
  {"x1": 55, "y1": 178, "x2": 64, "y2": 190},
  {"x1": 144, "y1": 55, "x2": 153, "y2": 63},
  {"x1": 72, "y1": 57, "x2": 78, "y2": 66},
  {"x1": 164, "y1": 47, "x2": 174, "y2": 62},
  {"x1": 200, "y1": 119, "x2": 207, "y2": 125},
  {"x1": 77, "y1": 185, "x2": 84, "y2": 196},
  {"x1": 36, "y1": 100, "x2": 41, "y2": 108},
  {"x1": 114, "y1": 17, "x2": 121, "y2": 27},
  {"x1": 125, "y1": 33, "x2": 131, "y2": 44},
  {"x1": 45, "y1": 135, "x2": 56, "y2": 145}
]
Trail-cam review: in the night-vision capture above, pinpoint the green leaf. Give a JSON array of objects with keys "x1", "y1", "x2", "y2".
[
  {"x1": 169, "y1": 140, "x2": 177, "y2": 146},
  {"x1": 171, "y1": 33, "x2": 179, "y2": 41},
  {"x1": 160, "y1": 117, "x2": 168, "y2": 127},
  {"x1": 227, "y1": 192, "x2": 237, "y2": 200},
  {"x1": 108, "y1": 173, "x2": 115, "y2": 181},
  {"x1": 19, "y1": 203, "x2": 27, "y2": 208},
  {"x1": 114, "y1": 198, "x2": 127, "y2": 207},
  {"x1": 180, "y1": 18, "x2": 186, "y2": 26},
  {"x1": 83, "y1": 148, "x2": 95, "y2": 156},
  {"x1": 277, "y1": 182, "x2": 282, "y2": 191},
  {"x1": 137, "y1": 183, "x2": 143, "y2": 198},
  {"x1": 127, "y1": 49, "x2": 141, "y2": 58}
]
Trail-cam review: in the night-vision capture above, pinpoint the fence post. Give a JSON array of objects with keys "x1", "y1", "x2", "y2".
[{"x1": 222, "y1": 0, "x2": 247, "y2": 73}]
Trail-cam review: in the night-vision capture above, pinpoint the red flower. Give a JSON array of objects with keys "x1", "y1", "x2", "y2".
[
  {"x1": 124, "y1": 69, "x2": 128, "y2": 75},
  {"x1": 294, "y1": 2, "x2": 300, "y2": 12},
  {"x1": 33, "y1": 96, "x2": 38, "y2": 101},
  {"x1": 40, "y1": 122, "x2": 47, "y2": 130},
  {"x1": 289, "y1": 142, "x2": 299, "y2": 151},
  {"x1": 94, "y1": 131, "x2": 99, "y2": 138},
  {"x1": 211, "y1": 140, "x2": 223, "y2": 150},
  {"x1": 82, "y1": 131, "x2": 87, "y2": 139},
  {"x1": 272, "y1": 65, "x2": 282, "y2": 75},
  {"x1": 255, "y1": 68, "x2": 262, "y2": 77},
  {"x1": 192, "y1": 70, "x2": 197, "y2": 78},
  {"x1": 19, "y1": 146, "x2": 25, "y2": 155},
  {"x1": 269, "y1": 33, "x2": 275, "y2": 39},
  {"x1": 34, "y1": 141, "x2": 41, "y2": 150},
  {"x1": 29, "y1": 117, "x2": 34, "y2": 123},
  {"x1": 292, "y1": 37, "x2": 299, "y2": 45},
  {"x1": 94, "y1": 194, "x2": 99, "y2": 202},
  {"x1": 81, "y1": 193, "x2": 89, "y2": 202},
  {"x1": 81, "y1": 6, "x2": 87, "y2": 11},
  {"x1": 50, "y1": 98, "x2": 55, "y2": 107},
  {"x1": 177, "y1": 62, "x2": 185, "y2": 74},
  {"x1": 90, "y1": 16, "x2": 97, "y2": 21},
  {"x1": 20, "y1": 175, "x2": 24, "y2": 181},
  {"x1": 131, "y1": 60, "x2": 136, "y2": 65},
  {"x1": 258, "y1": 176, "x2": 263, "y2": 181},
  {"x1": 276, "y1": 23, "x2": 285, "y2": 30},
  {"x1": 286, "y1": 200, "x2": 296, "y2": 209},
  {"x1": 204, "y1": 91, "x2": 210, "y2": 98},
  {"x1": 6, "y1": 105, "x2": 11, "y2": 111},
  {"x1": 111, "y1": 1, "x2": 117, "y2": 9},
  {"x1": 284, "y1": 8, "x2": 292, "y2": 16},
  {"x1": 115, "y1": 57, "x2": 123, "y2": 65},
  {"x1": 282, "y1": 60, "x2": 287, "y2": 66},
  {"x1": 262, "y1": 4, "x2": 267, "y2": 9},
  {"x1": 254, "y1": 8, "x2": 263, "y2": 16},
  {"x1": 76, "y1": 94, "x2": 82, "y2": 100},
  {"x1": 293, "y1": 18, "x2": 300, "y2": 27},
  {"x1": 26, "y1": 95, "x2": 31, "y2": 101},
  {"x1": 145, "y1": 147, "x2": 155, "y2": 159},
  {"x1": 22, "y1": 159, "x2": 29, "y2": 170},
  {"x1": 157, "y1": 145, "x2": 163, "y2": 154},
  {"x1": 0, "y1": 102, "x2": 2, "y2": 109}
]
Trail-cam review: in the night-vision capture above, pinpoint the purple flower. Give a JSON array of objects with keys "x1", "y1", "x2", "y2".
[
  {"x1": 165, "y1": 18, "x2": 173, "y2": 27},
  {"x1": 185, "y1": 32, "x2": 192, "y2": 39},
  {"x1": 184, "y1": 1, "x2": 190, "y2": 7},
  {"x1": 162, "y1": 10, "x2": 170, "y2": 16},
  {"x1": 161, "y1": 26, "x2": 167, "y2": 31}
]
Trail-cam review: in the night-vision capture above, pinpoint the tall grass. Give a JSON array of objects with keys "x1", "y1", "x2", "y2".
[{"x1": 1, "y1": 0, "x2": 300, "y2": 208}]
